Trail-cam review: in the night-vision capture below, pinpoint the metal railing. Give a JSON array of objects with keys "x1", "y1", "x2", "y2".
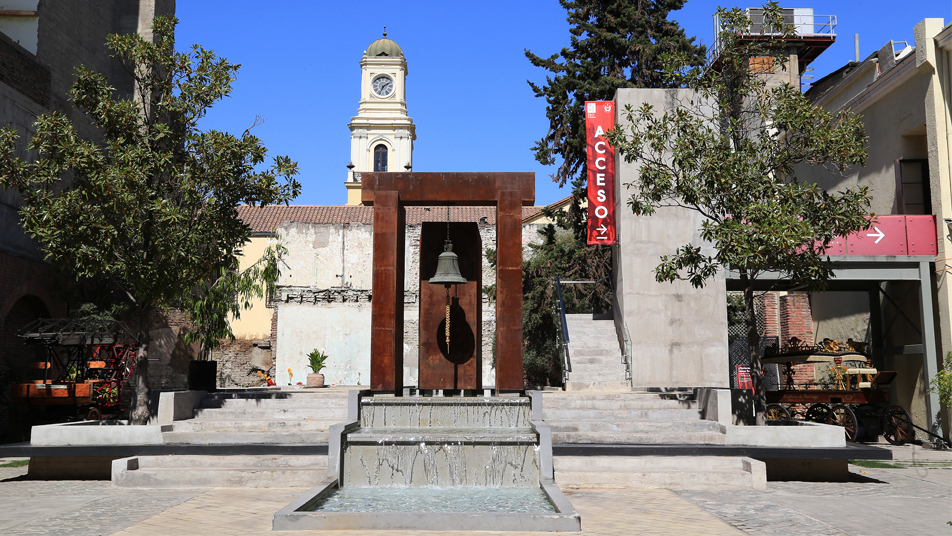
[
  {"x1": 553, "y1": 276, "x2": 571, "y2": 384},
  {"x1": 711, "y1": 9, "x2": 836, "y2": 61},
  {"x1": 608, "y1": 277, "x2": 633, "y2": 383},
  {"x1": 552, "y1": 275, "x2": 632, "y2": 386}
]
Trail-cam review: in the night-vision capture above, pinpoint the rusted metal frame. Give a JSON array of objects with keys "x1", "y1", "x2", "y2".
[
  {"x1": 361, "y1": 172, "x2": 534, "y2": 207},
  {"x1": 495, "y1": 191, "x2": 524, "y2": 391},
  {"x1": 369, "y1": 191, "x2": 405, "y2": 392}
]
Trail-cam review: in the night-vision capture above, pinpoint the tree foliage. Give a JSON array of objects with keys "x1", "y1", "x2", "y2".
[
  {"x1": 526, "y1": 0, "x2": 706, "y2": 190},
  {"x1": 181, "y1": 242, "x2": 285, "y2": 360},
  {"x1": 521, "y1": 1, "x2": 705, "y2": 382},
  {"x1": 607, "y1": 3, "x2": 871, "y2": 424},
  {"x1": 521, "y1": 225, "x2": 612, "y2": 386},
  {"x1": 0, "y1": 17, "x2": 300, "y2": 424}
]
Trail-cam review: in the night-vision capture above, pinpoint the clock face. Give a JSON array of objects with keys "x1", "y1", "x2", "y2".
[{"x1": 372, "y1": 75, "x2": 394, "y2": 97}]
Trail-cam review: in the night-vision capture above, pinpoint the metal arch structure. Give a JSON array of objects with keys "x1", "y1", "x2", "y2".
[
  {"x1": 361, "y1": 172, "x2": 534, "y2": 393},
  {"x1": 726, "y1": 255, "x2": 942, "y2": 437}
]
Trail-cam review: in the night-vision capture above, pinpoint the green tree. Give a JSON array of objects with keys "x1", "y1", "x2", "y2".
[
  {"x1": 0, "y1": 17, "x2": 300, "y2": 424},
  {"x1": 181, "y1": 243, "x2": 285, "y2": 361},
  {"x1": 607, "y1": 3, "x2": 871, "y2": 424},
  {"x1": 522, "y1": 0, "x2": 705, "y2": 381}
]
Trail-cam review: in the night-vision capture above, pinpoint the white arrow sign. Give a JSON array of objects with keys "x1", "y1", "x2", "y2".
[
  {"x1": 867, "y1": 226, "x2": 885, "y2": 244},
  {"x1": 596, "y1": 224, "x2": 608, "y2": 234}
]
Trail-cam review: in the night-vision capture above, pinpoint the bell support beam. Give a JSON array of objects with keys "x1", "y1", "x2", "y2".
[
  {"x1": 361, "y1": 172, "x2": 534, "y2": 206},
  {"x1": 363, "y1": 173, "x2": 533, "y2": 395},
  {"x1": 495, "y1": 190, "x2": 524, "y2": 391},
  {"x1": 370, "y1": 190, "x2": 405, "y2": 392}
]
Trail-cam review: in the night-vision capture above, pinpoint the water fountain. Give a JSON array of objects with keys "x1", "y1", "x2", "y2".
[
  {"x1": 272, "y1": 391, "x2": 580, "y2": 531},
  {"x1": 274, "y1": 173, "x2": 578, "y2": 530}
]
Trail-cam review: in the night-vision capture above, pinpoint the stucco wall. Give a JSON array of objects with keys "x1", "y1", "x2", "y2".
[
  {"x1": 272, "y1": 219, "x2": 543, "y2": 389},
  {"x1": 229, "y1": 235, "x2": 275, "y2": 339},
  {"x1": 614, "y1": 88, "x2": 729, "y2": 388}
]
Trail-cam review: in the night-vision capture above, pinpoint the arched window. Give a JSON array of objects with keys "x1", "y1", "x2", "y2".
[{"x1": 374, "y1": 144, "x2": 388, "y2": 172}]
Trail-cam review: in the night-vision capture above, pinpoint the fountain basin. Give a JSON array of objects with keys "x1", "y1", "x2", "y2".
[{"x1": 273, "y1": 477, "x2": 580, "y2": 532}]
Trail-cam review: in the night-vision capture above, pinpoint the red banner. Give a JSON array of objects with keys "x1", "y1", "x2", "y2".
[{"x1": 586, "y1": 101, "x2": 616, "y2": 245}]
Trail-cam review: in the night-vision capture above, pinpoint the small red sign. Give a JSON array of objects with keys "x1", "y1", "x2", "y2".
[
  {"x1": 585, "y1": 101, "x2": 617, "y2": 245},
  {"x1": 736, "y1": 365, "x2": 753, "y2": 391},
  {"x1": 905, "y1": 215, "x2": 937, "y2": 256},
  {"x1": 846, "y1": 215, "x2": 907, "y2": 256}
]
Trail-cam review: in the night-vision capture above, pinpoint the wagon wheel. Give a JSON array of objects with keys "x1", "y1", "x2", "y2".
[
  {"x1": 766, "y1": 404, "x2": 790, "y2": 421},
  {"x1": 827, "y1": 404, "x2": 858, "y2": 442},
  {"x1": 804, "y1": 403, "x2": 829, "y2": 423},
  {"x1": 880, "y1": 405, "x2": 915, "y2": 445},
  {"x1": 85, "y1": 407, "x2": 101, "y2": 421}
]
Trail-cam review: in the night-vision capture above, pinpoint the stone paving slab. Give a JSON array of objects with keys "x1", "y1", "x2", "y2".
[
  {"x1": 676, "y1": 445, "x2": 952, "y2": 536},
  {"x1": 110, "y1": 487, "x2": 745, "y2": 536}
]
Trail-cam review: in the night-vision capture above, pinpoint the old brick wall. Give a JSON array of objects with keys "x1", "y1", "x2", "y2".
[{"x1": 212, "y1": 338, "x2": 274, "y2": 388}]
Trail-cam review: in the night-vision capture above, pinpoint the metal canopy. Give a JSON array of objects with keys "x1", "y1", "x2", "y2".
[{"x1": 726, "y1": 255, "x2": 942, "y2": 436}]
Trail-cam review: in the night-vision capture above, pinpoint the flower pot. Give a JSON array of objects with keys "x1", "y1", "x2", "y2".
[{"x1": 306, "y1": 373, "x2": 325, "y2": 388}]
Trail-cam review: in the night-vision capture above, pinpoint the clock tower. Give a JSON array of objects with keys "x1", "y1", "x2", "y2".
[{"x1": 345, "y1": 30, "x2": 416, "y2": 205}]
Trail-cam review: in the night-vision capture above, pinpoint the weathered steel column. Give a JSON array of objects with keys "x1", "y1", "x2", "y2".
[
  {"x1": 495, "y1": 190, "x2": 524, "y2": 391},
  {"x1": 919, "y1": 260, "x2": 942, "y2": 435},
  {"x1": 370, "y1": 191, "x2": 405, "y2": 393}
]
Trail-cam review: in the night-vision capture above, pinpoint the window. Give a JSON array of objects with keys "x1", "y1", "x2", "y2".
[
  {"x1": 896, "y1": 159, "x2": 930, "y2": 215},
  {"x1": 374, "y1": 144, "x2": 388, "y2": 172}
]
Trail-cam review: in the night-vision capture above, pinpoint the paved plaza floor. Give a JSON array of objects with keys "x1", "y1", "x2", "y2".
[{"x1": 0, "y1": 444, "x2": 948, "y2": 535}]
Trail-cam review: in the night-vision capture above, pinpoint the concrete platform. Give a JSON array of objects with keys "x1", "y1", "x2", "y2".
[
  {"x1": 112, "y1": 455, "x2": 328, "y2": 488},
  {"x1": 555, "y1": 455, "x2": 766, "y2": 490}
]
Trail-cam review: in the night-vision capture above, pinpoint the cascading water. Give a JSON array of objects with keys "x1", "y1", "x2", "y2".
[{"x1": 273, "y1": 393, "x2": 580, "y2": 532}]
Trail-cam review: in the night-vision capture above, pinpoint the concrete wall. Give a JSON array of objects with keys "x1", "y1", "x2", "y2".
[{"x1": 613, "y1": 88, "x2": 729, "y2": 388}]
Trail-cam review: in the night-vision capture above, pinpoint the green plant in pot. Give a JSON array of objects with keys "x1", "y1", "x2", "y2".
[{"x1": 306, "y1": 349, "x2": 328, "y2": 388}]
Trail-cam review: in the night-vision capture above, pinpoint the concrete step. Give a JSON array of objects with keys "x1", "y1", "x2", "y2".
[
  {"x1": 565, "y1": 372, "x2": 628, "y2": 382},
  {"x1": 543, "y1": 408, "x2": 702, "y2": 421},
  {"x1": 192, "y1": 407, "x2": 348, "y2": 420},
  {"x1": 161, "y1": 431, "x2": 329, "y2": 445},
  {"x1": 198, "y1": 398, "x2": 348, "y2": 410},
  {"x1": 554, "y1": 456, "x2": 765, "y2": 490},
  {"x1": 563, "y1": 381, "x2": 632, "y2": 392},
  {"x1": 112, "y1": 455, "x2": 328, "y2": 488},
  {"x1": 548, "y1": 420, "x2": 721, "y2": 434},
  {"x1": 568, "y1": 346, "x2": 624, "y2": 358},
  {"x1": 540, "y1": 397, "x2": 696, "y2": 411},
  {"x1": 551, "y1": 431, "x2": 726, "y2": 444},
  {"x1": 569, "y1": 355, "x2": 627, "y2": 366},
  {"x1": 171, "y1": 419, "x2": 336, "y2": 433}
]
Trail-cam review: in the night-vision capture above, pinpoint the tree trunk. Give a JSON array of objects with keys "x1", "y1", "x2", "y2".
[
  {"x1": 130, "y1": 308, "x2": 152, "y2": 425},
  {"x1": 740, "y1": 271, "x2": 766, "y2": 425}
]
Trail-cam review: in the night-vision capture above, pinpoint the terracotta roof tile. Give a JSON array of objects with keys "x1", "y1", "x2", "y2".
[{"x1": 238, "y1": 205, "x2": 545, "y2": 233}]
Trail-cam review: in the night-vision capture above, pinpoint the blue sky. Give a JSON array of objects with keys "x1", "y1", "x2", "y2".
[{"x1": 175, "y1": 1, "x2": 951, "y2": 207}]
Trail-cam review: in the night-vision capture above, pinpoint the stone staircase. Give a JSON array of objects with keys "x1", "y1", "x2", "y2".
[
  {"x1": 161, "y1": 389, "x2": 349, "y2": 445},
  {"x1": 542, "y1": 392, "x2": 725, "y2": 445},
  {"x1": 563, "y1": 314, "x2": 629, "y2": 391}
]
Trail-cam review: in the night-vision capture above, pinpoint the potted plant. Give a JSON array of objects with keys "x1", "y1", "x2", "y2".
[{"x1": 306, "y1": 349, "x2": 328, "y2": 388}]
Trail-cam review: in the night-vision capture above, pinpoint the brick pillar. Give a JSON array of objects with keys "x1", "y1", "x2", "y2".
[
  {"x1": 780, "y1": 294, "x2": 815, "y2": 384},
  {"x1": 762, "y1": 293, "x2": 780, "y2": 339}
]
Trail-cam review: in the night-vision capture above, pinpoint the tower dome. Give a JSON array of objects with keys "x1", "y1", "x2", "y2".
[{"x1": 365, "y1": 29, "x2": 403, "y2": 57}]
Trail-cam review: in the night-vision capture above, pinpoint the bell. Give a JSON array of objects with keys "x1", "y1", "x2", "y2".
[{"x1": 430, "y1": 240, "x2": 467, "y2": 285}]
